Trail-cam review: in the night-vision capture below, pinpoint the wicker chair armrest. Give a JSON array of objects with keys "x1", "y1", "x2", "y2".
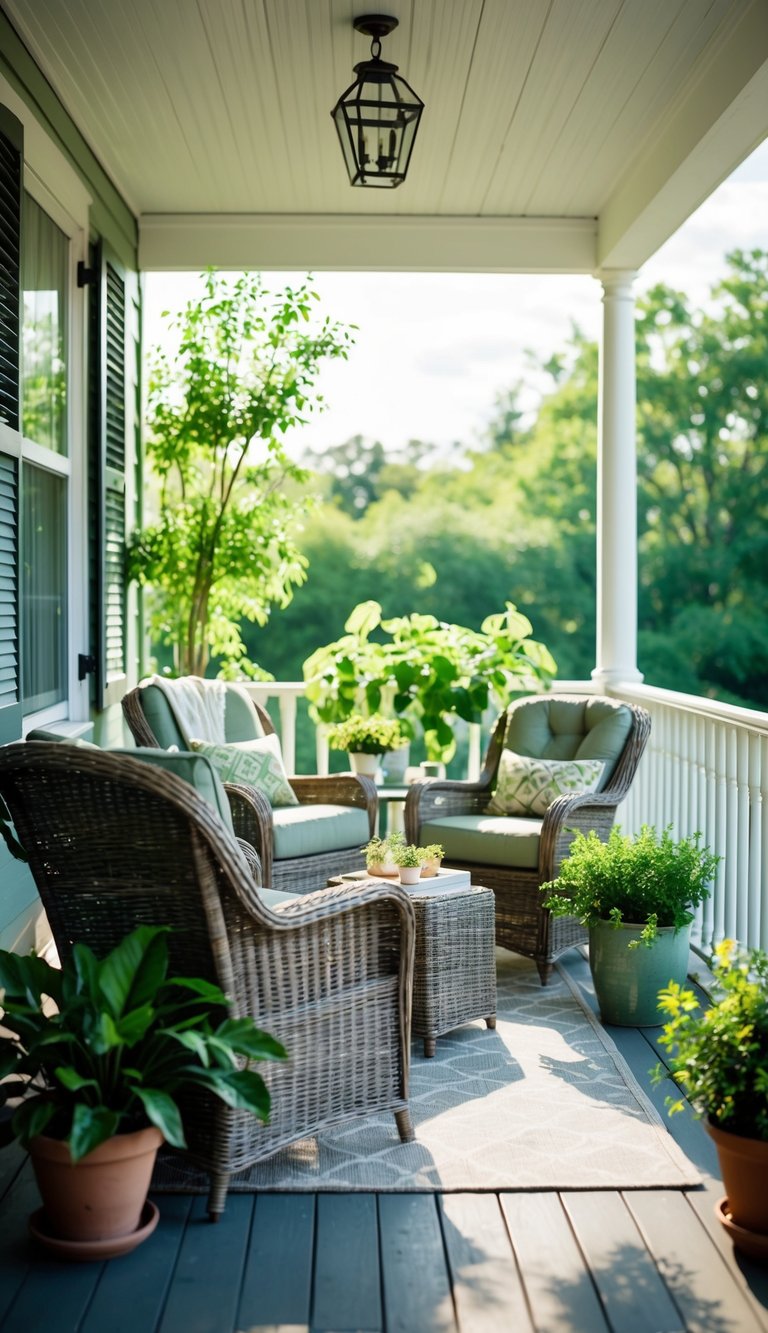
[
  {"x1": 268, "y1": 875, "x2": 416, "y2": 929},
  {"x1": 223, "y1": 782, "x2": 274, "y2": 884},
  {"x1": 405, "y1": 776, "x2": 492, "y2": 839},
  {"x1": 289, "y1": 773, "x2": 377, "y2": 836}
]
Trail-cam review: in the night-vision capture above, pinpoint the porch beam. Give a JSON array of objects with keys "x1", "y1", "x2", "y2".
[
  {"x1": 598, "y1": 2, "x2": 768, "y2": 270},
  {"x1": 592, "y1": 270, "x2": 642, "y2": 692},
  {"x1": 138, "y1": 214, "x2": 597, "y2": 274}
]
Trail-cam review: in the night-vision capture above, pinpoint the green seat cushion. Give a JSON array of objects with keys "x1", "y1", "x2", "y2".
[
  {"x1": 138, "y1": 681, "x2": 265, "y2": 749},
  {"x1": 189, "y1": 736, "x2": 298, "y2": 808},
  {"x1": 488, "y1": 752, "x2": 604, "y2": 816},
  {"x1": 420, "y1": 815, "x2": 542, "y2": 870},
  {"x1": 259, "y1": 888, "x2": 300, "y2": 909},
  {"x1": 272, "y1": 805, "x2": 370, "y2": 861},
  {"x1": 108, "y1": 748, "x2": 235, "y2": 835},
  {"x1": 504, "y1": 696, "x2": 632, "y2": 784}
]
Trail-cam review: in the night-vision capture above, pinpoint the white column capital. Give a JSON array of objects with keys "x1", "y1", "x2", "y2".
[{"x1": 595, "y1": 268, "x2": 638, "y2": 300}]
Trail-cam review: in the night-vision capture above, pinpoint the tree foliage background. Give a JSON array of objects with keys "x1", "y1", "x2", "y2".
[{"x1": 243, "y1": 250, "x2": 768, "y2": 713}]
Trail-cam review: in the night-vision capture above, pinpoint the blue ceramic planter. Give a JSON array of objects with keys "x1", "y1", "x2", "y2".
[{"x1": 588, "y1": 920, "x2": 691, "y2": 1026}]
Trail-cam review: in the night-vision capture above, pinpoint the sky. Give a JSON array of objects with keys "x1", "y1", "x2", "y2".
[{"x1": 144, "y1": 138, "x2": 768, "y2": 461}]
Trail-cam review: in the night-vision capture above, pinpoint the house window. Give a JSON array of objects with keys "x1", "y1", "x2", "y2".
[{"x1": 20, "y1": 190, "x2": 71, "y2": 720}]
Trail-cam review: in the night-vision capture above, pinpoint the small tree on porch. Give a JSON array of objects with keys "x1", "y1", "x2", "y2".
[{"x1": 129, "y1": 272, "x2": 353, "y2": 677}]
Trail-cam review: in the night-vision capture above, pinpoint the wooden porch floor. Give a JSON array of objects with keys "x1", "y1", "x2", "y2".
[{"x1": 1, "y1": 953, "x2": 768, "y2": 1333}]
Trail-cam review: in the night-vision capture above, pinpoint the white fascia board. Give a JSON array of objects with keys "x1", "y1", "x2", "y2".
[
  {"x1": 598, "y1": 1, "x2": 768, "y2": 270},
  {"x1": 139, "y1": 214, "x2": 597, "y2": 275}
]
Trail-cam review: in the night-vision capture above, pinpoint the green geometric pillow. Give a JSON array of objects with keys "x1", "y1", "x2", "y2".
[
  {"x1": 189, "y1": 735, "x2": 298, "y2": 808},
  {"x1": 487, "y1": 750, "x2": 604, "y2": 817}
]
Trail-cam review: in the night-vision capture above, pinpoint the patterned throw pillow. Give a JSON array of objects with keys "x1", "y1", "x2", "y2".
[
  {"x1": 487, "y1": 750, "x2": 605, "y2": 817},
  {"x1": 189, "y1": 735, "x2": 298, "y2": 808}
]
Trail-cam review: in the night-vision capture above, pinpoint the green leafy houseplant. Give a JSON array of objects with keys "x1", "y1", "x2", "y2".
[
  {"x1": 392, "y1": 843, "x2": 423, "y2": 870},
  {"x1": 542, "y1": 824, "x2": 719, "y2": 947},
  {"x1": 0, "y1": 925, "x2": 286, "y2": 1161},
  {"x1": 327, "y1": 714, "x2": 405, "y2": 756},
  {"x1": 656, "y1": 939, "x2": 768, "y2": 1140},
  {"x1": 303, "y1": 600, "x2": 556, "y2": 763}
]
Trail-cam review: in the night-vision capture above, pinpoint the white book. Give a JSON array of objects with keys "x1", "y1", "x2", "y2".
[{"x1": 337, "y1": 867, "x2": 473, "y2": 897}]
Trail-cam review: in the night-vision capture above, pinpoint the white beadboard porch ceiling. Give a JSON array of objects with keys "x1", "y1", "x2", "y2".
[{"x1": 4, "y1": 0, "x2": 768, "y2": 272}]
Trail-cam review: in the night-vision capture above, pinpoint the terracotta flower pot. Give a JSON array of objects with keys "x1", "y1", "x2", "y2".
[
  {"x1": 367, "y1": 858, "x2": 399, "y2": 877},
  {"x1": 30, "y1": 1125, "x2": 164, "y2": 1244},
  {"x1": 707, "y1": 1120, "x2": 768, "y2": 1235},
  {"x1": 420, "y1": 859, "x2": 442, "y2": 878}
]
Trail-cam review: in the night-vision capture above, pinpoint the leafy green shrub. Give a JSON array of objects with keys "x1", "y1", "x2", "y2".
[
  {"x1": 542, "y1": 824, "x2": 719, "y2": 947},
  {"x1": 0, "y1": 925, "x2": 286, "y2": 1161},
  {"x1": 656, "y1": 939, "x2": 768, "y2": 1139}
]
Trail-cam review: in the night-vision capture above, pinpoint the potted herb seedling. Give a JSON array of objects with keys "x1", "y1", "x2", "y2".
[
  {"x1": 327, "y1": 714, "x2": 405, "y2": 777},
  {"x1": 393, "y1": 842, "x2": 424, "y2": 886},
  {"x1": 542, "y1": 824, "x2": 719, "y2": 1025},
  {"x1": 656, "y1": 940, "x2": 768, "y2": 1255},
  {"x1": 420, "y1": 843, "x2": 444, "y2": 878},
  {"x1": 0, "y1": 925, "x2": 286, "y2": 1258},
  {"x1": 363, "y1": 833, "x2": 404, "y2": 877}
]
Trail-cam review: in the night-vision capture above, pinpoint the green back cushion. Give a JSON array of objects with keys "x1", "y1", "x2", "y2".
[
  {"x1": 189, "y1": 736, "x2": 298, "y2": 808},
  {"x1": 504, "y1": 696, "x2": 632, "y2": 783},
  {"x1": 109, "y1": 748, "x2": 235, "y2": 834},
  {"x1": 138, "y1": 682, "x2": 265, "y2": 749}
]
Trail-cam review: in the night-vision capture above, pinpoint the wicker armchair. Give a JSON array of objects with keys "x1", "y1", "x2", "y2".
[
  {"x1": 405, "y1": 694, "x2": 650, "y2": 983},
  {"x1": 0, "y1": 743, "x2": 415, "y2": 1219},
  {"x1": 121, "y1": 680, "x2": 377, "y2": 892}
]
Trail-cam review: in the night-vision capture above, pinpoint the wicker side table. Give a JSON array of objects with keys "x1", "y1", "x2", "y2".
[{"x1": 411, "y1": 885, "x2": 497, "y2": 1057}]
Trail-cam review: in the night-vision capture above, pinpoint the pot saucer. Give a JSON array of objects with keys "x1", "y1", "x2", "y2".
[
  {"x1": 29, "y1": 1199, "x2": 159, "y2": 1261},
  {"x1": 716, "y1": 1197, "x2": 768, "y2": 1264}
]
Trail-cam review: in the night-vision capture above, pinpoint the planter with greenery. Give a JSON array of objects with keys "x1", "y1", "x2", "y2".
[
  {"x1": 542, "y1": 825, "x2": 719, "y2": 1025},
  {"x1": 304, "y1": 600, "x2": 556, "y2": 765},
  {"x1": 327, "y1": 714, "x2": 405, "y2": 776},
  {"x1": 656, "y1": 939, "x2": 768, "y2": 1252},
  {"x1": 392, "y1": 842, "x2": 425, "y2": 886},
  {"x1": 420, "y1": 843, "x2": 444, "y2": 878},
  {"x1": 363, "y1": 834, "x2": 404, "y2": 877},
  {"x1": 0, "y1": 925, "x2": 285, "y2": 1257}
]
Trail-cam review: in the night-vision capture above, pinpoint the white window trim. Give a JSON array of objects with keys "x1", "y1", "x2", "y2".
[{"x1": 1, "y1": 73, "x2": 92, "y2": 731}]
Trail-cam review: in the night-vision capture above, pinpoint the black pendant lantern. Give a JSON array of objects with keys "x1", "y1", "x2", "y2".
[{"x1": 331, "y1": 14, "x2": 424, "y2": 188}]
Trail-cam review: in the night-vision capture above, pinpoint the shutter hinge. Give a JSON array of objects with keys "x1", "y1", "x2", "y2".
[
  {"x1": 78, "y1": 653, "x2": 97, "y2": 681},
  {"x1": 77, "y1": 261, "x2": 96, "y2": 288}
]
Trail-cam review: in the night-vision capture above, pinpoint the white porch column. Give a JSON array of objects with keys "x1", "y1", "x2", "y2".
[{"x1": 592, "y1": 269, "x2": 643, "y2": 690}]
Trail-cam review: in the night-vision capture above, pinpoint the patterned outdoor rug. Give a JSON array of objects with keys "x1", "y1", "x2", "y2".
[{"x1": 152, "y1": 953, "x2": 699, "y2": 1194}]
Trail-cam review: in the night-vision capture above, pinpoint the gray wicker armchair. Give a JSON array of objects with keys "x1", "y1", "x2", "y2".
[
  {"x1": 405, "y1": 694, "x2": 650, "y2": 983},
  {"x1": 121, "y1": 680, "x2": 377, "y2": 892},
  {"x1": 0, "y1": 743, "x2": 415, "y2": 1219}
]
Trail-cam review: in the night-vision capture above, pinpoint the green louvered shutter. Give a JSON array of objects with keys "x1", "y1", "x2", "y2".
[
  {"x1": 89, "y1": 243, "x2": 127, "y2": 709},
  {"x1": 0, "y1": 106, "x2": 22, "y2": 742}
]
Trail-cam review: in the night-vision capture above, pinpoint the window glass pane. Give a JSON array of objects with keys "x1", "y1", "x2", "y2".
[
  {"x1": 21, "y1": 194, "x2": 68, "y2": 455},
  {"x1": 22, "y1": 463, "x2": 67, "y2": 713}
]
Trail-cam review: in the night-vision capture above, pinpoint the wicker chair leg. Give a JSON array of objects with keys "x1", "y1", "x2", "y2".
[
  {"x1": 536, "y1": 960, "x2": 554, "y2": 986},
  {"x1": 486, "y1": 1016, "x2": 497, "y2": 1030},
  {"x1": 207, "y1": 1170, "x2": 231, "y2": 1221},
  {"x1": 395, "y1": 1108, "x2": 415, "y2": 1143}
]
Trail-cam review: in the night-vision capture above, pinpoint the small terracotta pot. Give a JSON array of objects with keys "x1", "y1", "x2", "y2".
[
  {"x1": 707, "y1": 1120, "x2": 768, "y2": 1235},
  {"x1": 398, "y1": 865, "x2": 422, "y2": 885},
  {"x1": 30, "y1": 1126, "x2": 164, "y2": 1243},
  {"x1": 367, "y1": 859, "x2": 399, "y2": 877},
  {"x1": 420, "y1": 859, "x2": 442, "y2": 878}
]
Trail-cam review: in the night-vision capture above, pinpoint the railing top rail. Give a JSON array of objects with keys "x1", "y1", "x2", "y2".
[{"x1": 610, "y1": 681, "x2": 768, "y2": 737}]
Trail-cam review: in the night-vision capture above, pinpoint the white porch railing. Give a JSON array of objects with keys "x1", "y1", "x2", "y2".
[
  {"x1": 242, "y1": 678, "x2": 768, "y2": 957},
  {"x1": 610, "y1": 683, "x2": 768, "y2": 956}
]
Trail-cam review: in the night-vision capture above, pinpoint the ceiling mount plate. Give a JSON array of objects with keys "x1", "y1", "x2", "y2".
[{"x1": 353, "y1": 14, "x2": 399, "y2": 41}]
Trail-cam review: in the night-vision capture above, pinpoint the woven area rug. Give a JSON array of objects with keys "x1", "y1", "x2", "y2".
[{"x1": 152, "y1": 953, "x2": 699, "y2": 1194}]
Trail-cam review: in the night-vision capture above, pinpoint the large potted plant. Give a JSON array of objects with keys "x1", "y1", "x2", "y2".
[
  {"x1": 656, "y1": 939, "x2": 768, "y2": 1256},
  {"x1": 327, "y1": 713, "x2": 405, "y2": 777},
  {"x1": 542, "y1": 825, "x2": 719, "y2": 1025},
  {"x1": 0, "y1": 925, "x2": 285, "y2": 1259},
  {"x1": 304, "y1": 600, "x2": 556, "y2": 766}
]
